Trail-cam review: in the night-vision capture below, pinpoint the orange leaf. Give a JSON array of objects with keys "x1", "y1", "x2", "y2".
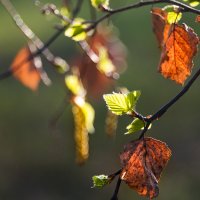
[
  {"x1": 196, "y1": 15, "x2": 200, "y2": 23},
  {"x1": 159, "y1": 24, "x2": 199, "y2": 84},
  {"x1": 120, "y1": 137, "x2": 171, "y2": 199},
  {"x1": 11, "y1": 45, "x2": 41, "y2": 91},
  {"x1": 152, "y1": 8, "x2": 199, "y2": 85}
]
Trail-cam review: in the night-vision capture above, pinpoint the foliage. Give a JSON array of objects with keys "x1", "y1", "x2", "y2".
[{"x1": 1, "y1": 0, "x2": 200, "y2": 199}]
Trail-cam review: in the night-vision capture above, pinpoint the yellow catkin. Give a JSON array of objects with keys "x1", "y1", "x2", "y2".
[
  {"x1": 105, "y1": 111, "x2": 118, "y2": 137},
  {"x1": 72, "y1": 105, "x2": 89, "y2": 165}
]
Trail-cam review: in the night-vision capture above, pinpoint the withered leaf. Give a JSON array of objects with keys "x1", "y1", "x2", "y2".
[
  {"x1": 159, "y1": 24, "x2": 199, "y2": 85},
  {"x1": 151, "y1": 7, "x2": 168, "y2": 48},
  {"x1": 151, "y1": 7, "x2": 199, "y2": 85},
  {"x1": 11, "y1": 45, "x2": 41, "y2": 91},
  {"x1": 120, "y1": 137, "x2": 171, "y2": 199}
]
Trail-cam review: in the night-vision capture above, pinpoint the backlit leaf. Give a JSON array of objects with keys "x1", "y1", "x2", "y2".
[
  {"x1": 159, "y1": 24, "x2": 199, "y2": 84},
  {"x1": 97, "y1": 46, "x2": 115, "y2": 75},
  {"x1": 125, "y1": 118, "x2": 145, "y2": 135},
  {"x1": 151, "y1": 8, "x2": 199, "y2": 85},
  {"x1": 91, "y1": 0, "x2": 110, "y2": 11},
  {"x1": 65, "y1": 18, "x2": 90, "y2": 41},
  {"x1": 163, "y1": 5, "x2": 182, "y2": 24},
  {"x1": 103, "y1": 91, "x2": 141, "y2": 115},
  {"x1": 92, "y1": 175, "x2": 110, "y2": 188},
  {"x1": 120, "y1": 137, "x2": 171, "y2": 199},
  {"x1": 11, "y1": 45, "x2": 41, "y2": 91}
]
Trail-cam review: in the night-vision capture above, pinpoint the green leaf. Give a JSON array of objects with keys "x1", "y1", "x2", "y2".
[
  {"x1": 97, "y1": 46, "x2": 115, "y2": 75},
  {"x1": 103, "y1": 91, "x2": 141, "y2": 115},
  {"x1": 91, "y1": 0, "x2": 109, "y2": 11},
  {"x1": 183, "y1": 0, "x2": 200, "y2": 7},
  {"x1": 92, "y1": 175, "x2": 110, "y2": 188},
  {"x1": 64, "y1": 18, "x2": 89, "y2": 41},
  {"x1": 163, "y1": 5, "x2": 182, "y2": 24},
  {"x1": 125, "y1": 118, "x2": 152, "y2": 135},
  {"x1": 125, "y1": 118, "x2": 145, "y2": 134}
]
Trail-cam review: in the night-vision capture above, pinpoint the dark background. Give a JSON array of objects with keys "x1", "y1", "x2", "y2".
[{"x1": 0, "y1": 0, "x2": 200, "y2": 199}]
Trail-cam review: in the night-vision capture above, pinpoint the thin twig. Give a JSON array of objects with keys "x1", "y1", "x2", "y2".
[{"x1": 149, "y1": 67, "x2": 200, "y2": 122}]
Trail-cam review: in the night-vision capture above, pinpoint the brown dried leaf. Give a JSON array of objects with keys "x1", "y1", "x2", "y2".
[
  {"x1": 120, "y1": 137, "x2": 171, "y2": 199},
  {"x1": 11, "y1": 46, "x2": 41, "y2": 91},
  {"x1": 151, "y1": 7, "x2": 168, "y2": 48},
  {"x1": 151, "y1": 7, "x2": 199, "y2": 85},
  {"x1": 196, "y1": 15, "x2": 200, "y2": 23},
  {"x1": 159, "y1": 24, "x2": 199, "y2": 84}
]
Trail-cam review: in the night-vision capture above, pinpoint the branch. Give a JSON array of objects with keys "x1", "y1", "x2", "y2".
[{"x1": 149, "y1": 67, "x2": 200, "y2": 122}]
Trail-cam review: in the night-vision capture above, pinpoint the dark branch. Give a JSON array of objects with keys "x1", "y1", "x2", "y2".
[{"x1": 149, "y1": 67, "x2": 200, "y2": 122}]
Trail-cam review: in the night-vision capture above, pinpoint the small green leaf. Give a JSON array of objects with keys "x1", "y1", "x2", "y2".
[
  {"x1": 97, "y1": 46, "x2": 115, "y2": 75},
  {"x1": 163, "y1": 5, "x2": 182, "y2": 24},
  {"x1": 125, "y1": 118, "x2": 145, "y2": 134},
  {"x1": 125, "y1": 118, "x2": 152, "y2": 135},
  {"x1": 103, "y1": 91, "x2": 141, "y2": 115},
  {"x1": 91, "y1": 0, "x2": 110, "y2": 11},
  {"x1": 64, "y1": 18, "x2": 89, "y2": 41},
  {"x1": 183, "y1": 0, "x2": 200, "y2": 7},
  {"x1": 92, "y1": 175, "x2": 110, "y2": 188}
]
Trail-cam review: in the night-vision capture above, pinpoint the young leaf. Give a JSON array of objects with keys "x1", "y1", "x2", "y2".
[
  {"x1": 64, "y1": 18, "x2": 90, "y2": 41},
  {"x1": 92, "y1": 175, "x2": 110, "y2": 188},
  {"x1": 103, "y1": 91, "x2": 141, "y2": 115},
  {"x1": 97, "y1": 46, "x2": 115, "y2": 75},
  {"x1": 163, "y1": 5, "x2": 182, "y2": 24},
  {"x1": 120, "y1": 137, "x2": 171, "y2": 199},
  {"x1": 11, "y1": 45, "x2": 41, "y2": 91},
  {"x1": 91, "y1": 0, "x2": 110, "y2": 11},
  {"x1": 125, "y1": 118, "x2": 145, "y2": 134}
]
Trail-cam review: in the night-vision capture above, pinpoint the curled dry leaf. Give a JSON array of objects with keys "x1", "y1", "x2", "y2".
[
  {"x1": 77, "y1": 24, "x2": 127, "y2": 99},
  {"x1": 11, "y1": 45, "x2": 41, "y2": 91},
  {"x1": 151, "y1": 8, "x2": 199, "y2": 85},
  {"x1": 120, "y1": 137, "x2": 171, "y2": 199}
]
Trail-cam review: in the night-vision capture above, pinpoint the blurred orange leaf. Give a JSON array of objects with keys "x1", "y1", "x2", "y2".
[
  {"x1": 120, "y1": 137, "x2": 171, "y2": 199},
  {"x1": 11, "y1": 45, "x2": 41, "y2": 91},
  {"x1": 152, "y1": 8, "x2": 199, "y2": 85}
]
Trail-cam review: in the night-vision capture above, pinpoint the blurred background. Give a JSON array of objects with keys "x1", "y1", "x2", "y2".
[{"x1": 0, "y1": 0, "x2": 200, "y2": 199}]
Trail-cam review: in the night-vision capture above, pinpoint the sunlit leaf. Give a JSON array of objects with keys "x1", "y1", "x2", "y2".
[
  {"x1": 103, "y1": 91, "x2": 141, "y2": 115},
  {"x1": 92, "y1": 175, "x2": 110, "y2": 188},
  {"x1": 97, "y1": 46, "x2": 115, "y2": 75},
  {"x1": 163, "y1": 5, "x2": 182, "y2": 24},
  {"x1": 120, "y1": 137, "x2": 171, "y2": 199},
  {"x1": 90, "y1": 0, "x2": 110, "y2": 11},
  {"x1": 151, "y1": 7, "x2": 199, "y2": 85},
  {"x1": 11, "y1": 45, "x2": 41, "y2": 91},
  {"x1": 125, "y1": 118, "x2": 145, "y2": 134},
  {"x1": 64, "y1": 18, "x2": 89, "y2": 41}
]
